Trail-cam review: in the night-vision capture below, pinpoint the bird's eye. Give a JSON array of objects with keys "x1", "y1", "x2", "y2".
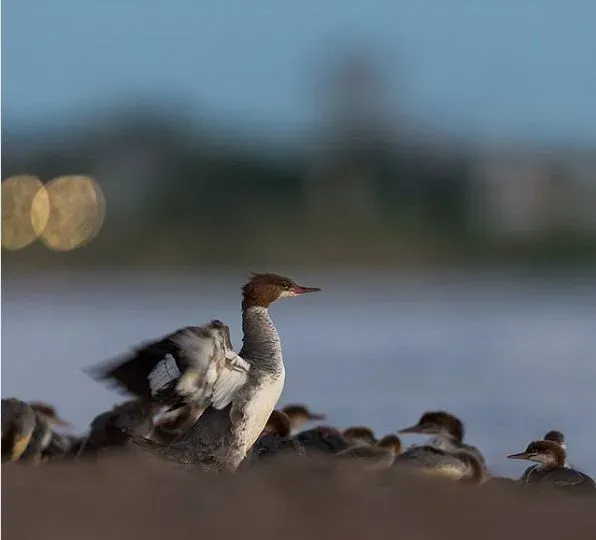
[{"x1": 281, "y1": 281, "x2": 291, "y2": 289}]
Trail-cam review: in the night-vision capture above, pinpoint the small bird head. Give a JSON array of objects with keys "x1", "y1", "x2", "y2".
[
  {"x1": 507, "y1": 440, "x2": 565, "y2": 467},
  {"x1": 398, "y1": 411, "x2": 464, "y2": 443},
  {"x1": 281, "y1": 404, "x2": 326, "y2": 431},
  {"x1": 28, "y1": 402, "x2": 71, "y2": 428},
  {"x1": 376, "y1": 434, "x2": 402, "y2": 454},
  {"x1": 342, "y1": 426, "x2": 377, "y2": 446},
  {"x1": 242, "y1": 273, "x2": 321, "y2": 309}
]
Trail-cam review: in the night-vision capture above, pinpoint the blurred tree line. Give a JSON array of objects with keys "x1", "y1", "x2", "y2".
[{"x1": 4, "y1": 50, "x2": 595, "y2": 271}]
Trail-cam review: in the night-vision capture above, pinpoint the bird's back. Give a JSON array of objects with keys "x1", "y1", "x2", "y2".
[
  {"x1": 294, "y1": 427, "x2": 349, "y2": 456},
  {"x1": 395, "y1": 445, "x2": 469, "y2": 475},
  {"x1": 524, "y1": 466, "x2": 596, "y2": 492}
]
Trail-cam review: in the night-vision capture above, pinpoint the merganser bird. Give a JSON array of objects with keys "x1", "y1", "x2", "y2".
[
  {"x1": 521, "y1": 430, "x2": 570, "y2": 482},
  {"x1": 281, "y1": 404, "x2": 326, "y2": 433},
  {"x1": 90, "y1": 273, "x2": 320, "y2": 471},
  {"x1": 398, "y1": 411, "x2": 486, "y2": 467},
  {"x1": 18, "y1": 402, "x2": 72, "y2": 464},
  {"x1": 342, "y1": 426, "x2": 377, "y2": 446},
  {"x1": 336, "y1": 434, "x2": 402, "y2": 469},
  {"x1": 507, "y1": 440, "x2": 595, "y2": 493},
  {"x1": 1, "y1": 398, "x2": 37, "y2": 462}
]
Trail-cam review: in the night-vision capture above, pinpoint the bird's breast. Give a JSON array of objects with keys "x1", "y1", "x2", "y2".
[{"x1": 235, "y1": 367, "x2": 286, "y2": 454}]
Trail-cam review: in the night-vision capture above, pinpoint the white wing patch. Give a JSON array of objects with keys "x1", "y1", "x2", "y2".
[
  {"x1": 210, "y1": 353, "x2": 250, "y2": 409},
  {"x1": 171, "y1": 324, "x2": 250, "y2": 409},
  {"x1": 148, "y1": 354, "x2": 182, "y2": 395}
]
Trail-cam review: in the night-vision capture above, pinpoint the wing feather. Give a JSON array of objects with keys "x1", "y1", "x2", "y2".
[
  {"x1": 171, "y1": 322, "x2": 249, "y2": 409},
  {"x1": 210, "y1": 353, "x2": 250, "y2": 409},
  {"x1": 89, "y1": 320, "x2": 249, "y2": 412}
]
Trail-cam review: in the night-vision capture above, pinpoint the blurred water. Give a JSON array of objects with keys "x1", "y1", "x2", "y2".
[{"x1": 2, "y1": 271, "x2": 596, "y2": 477}]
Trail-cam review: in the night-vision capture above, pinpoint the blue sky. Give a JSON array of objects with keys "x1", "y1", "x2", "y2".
[{"x1": 3, "y1": 0, "x2": 596, "y2": 143}]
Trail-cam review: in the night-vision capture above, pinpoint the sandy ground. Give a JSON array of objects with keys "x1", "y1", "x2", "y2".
[{"x1": 3, "y1": 452, "x2": 596, "y2": 540}]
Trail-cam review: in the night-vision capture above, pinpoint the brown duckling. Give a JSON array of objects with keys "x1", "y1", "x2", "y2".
[
  {"x1": 18, "y1": 402, "x2": 72, "y2": 464},
  {"x1": 336, "y1": 434, "x2": 403, "y2": 469},
  {"x1": 262, "y1": 409, "x2": 292, "y2": 438},
  {"x1": 1, "y1": 398, "x2": 37, "y2": 462},
  {"x1": 246, "y1": 410, "x2": 304, "y2": 465},
  {"x1": 281, "y1": 404, "x2": 326, "y2": 434},
  {"x1": 342, "y1": 426, "x2": 377, "y2": 446},
  {"x1": 520, "y1": 429, "x2": 570, "y2": 482},
  {"x1": 398, "y1": 410, "x2": 486, "y2": 467},
  {"x1": 294, "y1": 425, "x2": 349, "y2": 456},
  {"x1": 508, "y1": 440, "x2": 595, "y2": 493}
]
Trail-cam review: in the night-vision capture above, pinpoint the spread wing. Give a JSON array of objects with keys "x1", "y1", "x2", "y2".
[
  {"x1": 172, "y1": 324, "x2": 250, "y2": 410},
  {"x1": 87, "y1": 321, "x2": 250, "y2": 411}
]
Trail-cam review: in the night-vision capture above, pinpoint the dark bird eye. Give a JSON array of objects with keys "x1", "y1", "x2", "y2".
[{"x1": 282, "y1": 281, "x2": 291, "y2": 289}]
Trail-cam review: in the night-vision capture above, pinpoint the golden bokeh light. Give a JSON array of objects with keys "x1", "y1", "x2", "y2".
[
  {"x1": 2, "y1": 175, "x2": 50, "y2": 250},
  {"x1": 31, "y1": 175, "x2": 106, "y2": 252}
]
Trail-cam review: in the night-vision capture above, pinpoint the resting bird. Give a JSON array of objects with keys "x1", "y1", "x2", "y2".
[
  {"x1": 280, "y1": 404, "x2": 326, "y2": 434},
  {"x1": 14, "y1": 402, "x2": 71, "y2": 464},
  {"x1": 508, "y1": 440, "x2": 595, "y2": 493},
  {"x1": 2, "y1": 398, "x2": 37, "y2": 462},
  {"x1": 245, "y1": 409, "x2": 305, "y2": 465},
  {"x1": 336, "y1": 434, "x2": 402, "y2": 470}
]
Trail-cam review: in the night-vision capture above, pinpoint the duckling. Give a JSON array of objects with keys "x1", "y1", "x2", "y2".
[
  {"x1": 18, "y1": 402, "x2": 72, "y2": 464},
  {"x1": 521, "y1": 430, "x2": 570, "y2": 482},
  {"x1": 508, "y1": 440, "x2": 595, "y2": 493},
  {"x1": 293, "y1": 425, "x2": 349, "y2": 457},
  {"x1": 336, "y1": 434, "x2": 402, "y2": 469},
  {"x1": 281, "y1": 404, "x2": 326, "y2": 434},
  {"x1": 76, "y1": 399, "x2": 154, "y2": 458},
  {"x1": 544, "y1": 430, "x2": 567, "y2": 450},
  {"x1": 246, "y1": 410, "x2": 305, "y2": 465},
  {"x1": 342, "y1": 426, "x2": 377, "y2": 446},
  {"x1": 1, "y1": 398, "x2": 37, "y2": 462},
  {"x1": 398, "y1": 410, "x2": 486, "y2": 467}
]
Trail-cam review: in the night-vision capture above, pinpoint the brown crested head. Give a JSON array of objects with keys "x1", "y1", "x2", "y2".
[
  {"x1": 28, "y1": 402, "x2": 71, "y2": 428},
  {"x1": 263, "y1": 409, "x2": 292, "y2": 438},
  {"x1": 242, "y1": 273, "x2": 321, "y2": 310},
  {"x1": 376, "y1": 434, "x2": 402, "y2": 454},
  {"x1": 398, "y1": 410, "x2": 464, "y2": 443},
  {"x1": 343, "y1": 426, "x2": 377, "y2": 445},
  {"x1": 507, "y1": 440, "x2": 566, "y2": 467}
]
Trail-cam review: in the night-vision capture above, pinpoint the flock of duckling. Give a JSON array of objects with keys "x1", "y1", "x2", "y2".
[
  {"x1": 2, "y1": 396, "x2": 595, "y2": 495},
  {"x1": 2, "y1": 273, "x2": 595, "y2": 496}
]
